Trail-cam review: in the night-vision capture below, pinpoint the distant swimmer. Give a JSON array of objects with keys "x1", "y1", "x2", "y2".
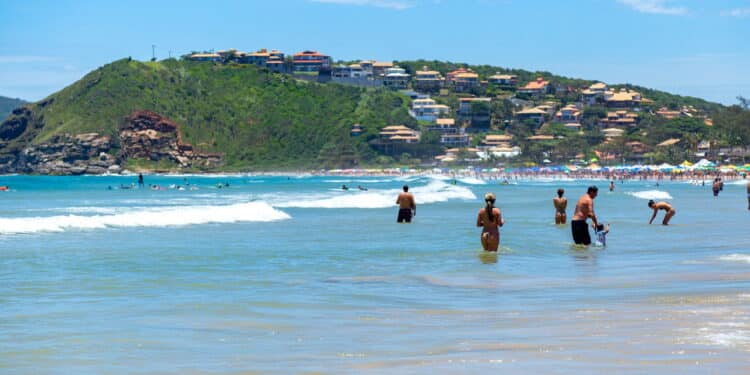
[
  {"x1": 553, "y1": 188, "x2": 568, "y2": 225},
  {"x1": 571, "y1": 186, "x2": 599, "y2": 245},
  {"x1": 712, "y1": 178, "x2": 722, "y2": 197},
  {"x1": 395, "y1": 185, "x2": 416, "y2": 223},
  {"x1": 477, "y1": 192, "x2": 504, "y2": 252},
  {"x1": 357, "y1": 185, "x2": 368, "y2": 191},
  {"x1": 648, "y1": 200, "x2": 676, "y2": 225},
  {"x1": 609, "y1": 181, "x2": 615, "y2": 192},
  {"x1": 342, "y1": 184, "x2": 349, "y2": 191}
]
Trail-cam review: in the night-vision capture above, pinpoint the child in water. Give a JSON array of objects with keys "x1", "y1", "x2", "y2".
[{"x1": 595, "y1": 223, "x2": 610, "y2": 247}]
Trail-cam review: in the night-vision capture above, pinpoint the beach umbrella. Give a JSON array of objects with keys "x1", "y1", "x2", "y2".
[
  {"x1": 680, "y1": 160, "x2": 693, "y2": 167},
  {"x1": 586, "y1": 163, "x2": 601, "y2": 171},
  {"x1": 543, "y1": 159, "x2": 551, "y2": 164},
  {"x1": 657, "y1": 163, "x2": 675, "y2": 171},
  {"x1": 590, "y1": 158, "x2": 599, "y2": 162}
]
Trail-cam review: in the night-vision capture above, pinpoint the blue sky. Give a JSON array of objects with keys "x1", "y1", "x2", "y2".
[{"x1": 1, "y1": 0, "x2": 748, "y2": 104}]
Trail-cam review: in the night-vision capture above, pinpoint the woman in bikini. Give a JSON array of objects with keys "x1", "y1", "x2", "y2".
[
  {"x1": 648, "y1": 200, "x2": 676, "y2": 225},
  {"x1": 477, "y1": 193, "x2": 504, "y2": 252},
  {"x1": 553, "y1": 188, "x2": 567, "y2": 225}
]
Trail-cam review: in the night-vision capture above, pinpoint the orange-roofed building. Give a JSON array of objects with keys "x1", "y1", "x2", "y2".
[
  {"x1": 518, "y1": 77, "x2": 551, "y2": 97},
  {"x1": 292, "y1": 50, "x2": 331, "y2": 72}
]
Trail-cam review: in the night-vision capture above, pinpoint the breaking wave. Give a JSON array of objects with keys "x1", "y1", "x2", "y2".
[
  {"x1": 274, "y1": 181, "x2": 476, "y2": 209},
  {"x1": 0, "y1": 201, "x2": 289, "y2": 235},
  {"x1": 626, "y1": 190, "x2": 673, "y2": 200}
]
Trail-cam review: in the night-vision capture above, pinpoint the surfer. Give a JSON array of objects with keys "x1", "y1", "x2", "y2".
[
  {"x1": 648, "y1": 200, "x2": 676, "y2": 225},
  {"x1": 396, "y1": 185, "x2": 416, "y2": 223},
  {"x1": 571, "y1": 186, "x2": 599, "y2": 245},
  {"x1": 477, "y1": 193, "x2": 504, "y2": 252},
  {"x1": 553, "y1": 188, "x2": 567, "y2": 224}
]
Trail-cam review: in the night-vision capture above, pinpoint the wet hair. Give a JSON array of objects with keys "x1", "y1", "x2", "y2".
[
  {"x1": 403, "y1": 185, "x2": 409, "y2": 192},
  {"x1": 596, "y1": 224, "x2": 605, "y2": 231},
  {"x1": 557, "y1": 188, "x2": 564, "y2": 197},
  {"x1": 484, "y1": 193, "x2": 497, "y2": 222},
  {"x1": 648, "y1": 199, "x2": 655, "y2": 207},
  {"x1": 587, "y1": 186, "x2": 598, "y2": 194}
]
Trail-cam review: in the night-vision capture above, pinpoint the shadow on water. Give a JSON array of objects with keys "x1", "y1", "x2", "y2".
[{"x1": 478, "y1": 251, "x2": 498, "y2": 264}]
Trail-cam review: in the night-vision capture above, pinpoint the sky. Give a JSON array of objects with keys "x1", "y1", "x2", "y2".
[{"x1": 1, "y1": 0, "x2": 748, "y2": 104}]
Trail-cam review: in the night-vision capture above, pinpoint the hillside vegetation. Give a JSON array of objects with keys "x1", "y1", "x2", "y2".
[{"x1": 2, "y1": 59, "x2": 413, "y2": 169}]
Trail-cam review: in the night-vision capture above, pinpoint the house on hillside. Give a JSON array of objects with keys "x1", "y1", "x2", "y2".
[
  {"x1": 413, "y1": 68, "x2": 444, "y2": 91},
  {"x1": 186, "y1": 53, "x2": 221, "y2": 62},
  {"x1": 554, "y1": 104, "x2": 582, "y2": 123},
  {"x1": 517, "y1": 77, "x2": 550, "y2": 97},
  {"x1": 580, "y1": 82, "x2": 608, "y2": 105},
  {"x1": 601, "y1": 127, "x2": 625, "y2": 139},
  {"x1": 411, "y1": 98, "x2": 451, "y2": 122},
  {"x1": 458, "y1": 97, "x2": 492, "y2": 130},
  {"x1": 372, "y1": 61, "x2": 394, "y2": 78},
  {"x1": 481, "y1": 134, "x2": 513, "y2": 148},
  {"x1": 604, "y1": 89, "x2": 644, "y2": 108},
  {"x1": 383, "y1": 67, "x2": 410, "y2": 89},
  {"x1": 350, "y1": 124, "x2": 364, "y2": 137},
  {"x1": 379, "y1": 125, "x2": 420, "y2": 144},
  {"x1": 514, "y1": 107, "x2": 547, "y2": 126},
  {"x1": 488, "y1": 73, "x2": 518, "y2": 89},
  {"x1": 292, "y1": 50, "x2": 331, "y2": 72},
  {"x1": 599, "y1": 111, "x2": 639, "y2": 127},
  {"x1": 452, "y1": 71, "x2": 480, "y2": 93}
]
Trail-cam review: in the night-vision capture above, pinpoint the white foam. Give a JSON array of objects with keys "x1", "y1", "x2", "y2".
[
  {"x1": 626, "y1": 190, "x2": 673, "y2": 200},
  {"x1": 457, "y1": 177, "x2": 487, "y2": 185},
  {"x1": 275, "y1": 180, "x2": 476, "y2": 209},
  {"x1": 718, "y1": 254, "x2": 750, "y2": 264},
  {"x1": 0, "y1": 201, "x2": 290, "y2": 234}
]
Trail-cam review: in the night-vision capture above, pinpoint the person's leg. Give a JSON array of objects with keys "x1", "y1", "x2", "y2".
[
  {"x1": 487, "y1": 234, "x2": 499, "y2": 252},
  {"x1": 555, "y1": 212, "x2": 562, "y2": 225},
  {"x1": 561, "y1": 212, "x2": 566, "y2": 225},
  {"x1": 481, "y1": 232, "x2": 490, "y2": 251},
  {"x1": 663, "y1": 209, "x2": 675, "y2": 225}
]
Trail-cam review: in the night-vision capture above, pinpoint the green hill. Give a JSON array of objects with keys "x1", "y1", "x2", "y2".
[
  {"x1": 0, "y1": 58, "x2": 415, "y2": 171},
  {"x1": 0, "y1": 95, "x2": 27, "y2": 121}
]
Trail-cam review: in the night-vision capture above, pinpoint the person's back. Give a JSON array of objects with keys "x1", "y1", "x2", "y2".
[
  {"x1": 571, "y1": 186, "x2": 598, "y2": 245},
  {"x1": 396, "y1": 185, "x2": 416, "y2": 223},
  {"x1": 553, "y1": 188, "x2": 567, "y2": 224}
]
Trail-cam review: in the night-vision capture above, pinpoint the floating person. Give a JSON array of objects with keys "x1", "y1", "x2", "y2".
[
  {"x1": 648, "y1": 200, "x2": 676, "y2": 225},
  {"x1": 357, "y1": 185, "x2": 367, "y2": 191},
  {"x1": 609, "y1": 181, "x2": 615, "y2": 192},
  {"x1": 138, "y1": 173, "x2": 144, "y2": 188},
  {"x1": 477, "y1": 193, "x2": 504, "y2": 252},
  {"x1": 594, "y1": 223, "x2": 610, "y2": 246},
  {"x1": 553, "y1": 188, "x2": 568, "y2": 225},
  {"x1": 395, "y1": 185, "x2": 416, "y2": 223},
  {"x1": 571, "y1": 186, "x2": 599, "y2": 245},
  {"x1": 342, "y1": 184, "x2": 349, "y2": 191}
]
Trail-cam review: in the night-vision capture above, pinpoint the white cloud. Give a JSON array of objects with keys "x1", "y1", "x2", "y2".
[
  {"x1": 0, "y1": 56, "x2": 60, "y2": 64},
  {"x1": 309, "y1": 0, "x2": 414, "y2": 10},
  {"x1": 721, "y1": 7, "x2": 750, "y2": 17},
  {"x1": 617, "y1": 0, "x2": 688, "y2": 15}
]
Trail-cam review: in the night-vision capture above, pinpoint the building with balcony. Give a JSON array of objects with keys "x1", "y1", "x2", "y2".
[
  {"x1": 292, "y1": 50, "x2": 331, "y2": 72},
  {"x1": 488, "y1": 74, "x2": 518, "y2": 89},
  {"x1": 383, "y1": 67, "x2": 410, "y2": 89},
  {"x1": 413, "y1": 68, "x2": 444, "y2": 91}
]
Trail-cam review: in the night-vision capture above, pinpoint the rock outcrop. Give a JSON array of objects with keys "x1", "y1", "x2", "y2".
[
  {"x1": 118, "y1": 111, "x2": 223, "y2": 169},
  {"x1": 0, "y1": 109, "x2": 222, "y2": 174}
]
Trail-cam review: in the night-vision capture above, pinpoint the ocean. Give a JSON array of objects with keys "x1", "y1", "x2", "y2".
[{"x1": 1, "y1": 174, "x2": 749, "y2": 374}]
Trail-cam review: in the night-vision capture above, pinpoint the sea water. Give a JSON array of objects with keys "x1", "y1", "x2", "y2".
[{"x1": 1, "y1": 175, "x2": 749, "y2": 374}]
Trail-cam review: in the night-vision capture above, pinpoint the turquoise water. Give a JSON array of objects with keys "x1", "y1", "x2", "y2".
[{"x1": 1, "y1": 175, "x2": 749, "y2": 374}]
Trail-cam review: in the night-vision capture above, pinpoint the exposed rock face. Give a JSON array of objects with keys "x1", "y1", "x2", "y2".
[
  {"x1": 0, "y1": 109, "x2": 222, "y2": 174},
  {"x1": 16, "y1": 133, "x2": 117, "y2": 175},
  {"x1": 118, "y1": 111, "x2": 223, "y2": 169}
]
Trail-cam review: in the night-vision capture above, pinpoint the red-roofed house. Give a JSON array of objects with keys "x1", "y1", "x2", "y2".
[
  {"x1": 517, "y1": 77, "x2": 550, "y2": 97},
  {"x1": 292, "y1": 50, "x2": 331, "y2": 72}
]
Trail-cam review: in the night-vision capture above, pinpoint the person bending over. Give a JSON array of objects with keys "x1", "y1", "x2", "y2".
[{"x1": 648, "y1": 200, "x2": 676, "y2": 225}]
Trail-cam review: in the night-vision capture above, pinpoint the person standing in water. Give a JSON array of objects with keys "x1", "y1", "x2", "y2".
[
  {"x1": 571, "y1": 186, "x2": 599, "y2": 245},
  {"x1": 609, "y1": 181, "x2": 615, "y2": 192},
  {"x1": 553, "y1": 188, "x2": 567, "y2": 224},
  {"x1": 396, "y1": 185, "x2": 416, "y2": 223},
  {"x1": 138, "y1": 173, "x2": 144, "y2": 188},
  {"x1": 648, "y1": 200, "x2": 676, "y2": 225},
  {"x1": 477, "y1": 193, "x2": 504, "y2": 252}
]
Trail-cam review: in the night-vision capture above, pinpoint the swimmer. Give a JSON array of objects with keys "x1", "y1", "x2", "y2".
[
  {"x1": 648, "y1": 200, "x2": 676, "y2": 225},
  {"x1": 553, "y1": 188, "x2": 567, "y2": 225},
  {"x1": 477, "y1": 193, "x2": 504, "y2": 252},
  {"x1": 396, "y1": 185, "x2": 416, "y2": 223},
  {"x1": 342, "y1": 184, "x2": 349, "y2": 191}
]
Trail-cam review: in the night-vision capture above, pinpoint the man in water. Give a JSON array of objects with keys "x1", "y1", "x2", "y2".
[
  {"x1": 712, "y1": 178, "x2": 722, "y2": 197},
  {"x1": 138, "y1": 173, "x2": 144, "y2": 188},
  {"x1": 553, "y1": 188, "x2": 567, "y2": 225},
  {"x1": 648, "y1": 200, "x2": 676, "y2": 225},
  {"x1": 396, "y1": 185, "x2": 416, "y2": 223},
  {"x1": 571, "y1": 186, "x2": 599, "y2": 245},
  {"x1": 609, "y1": 181, "x2": 615, "y2": 192}
]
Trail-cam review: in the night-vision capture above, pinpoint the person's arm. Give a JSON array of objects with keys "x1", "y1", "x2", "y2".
[
  {"x1": 476, "y1": 210, "x2": 484, "y2": 227},
  {"x1": 497, "y1": 209, "x2": 504, "y2": 227},
  {"x1": 588, "y1": 201, "x2": 598, "y2": 228},
  {"x1": 649, "y1": 208, "x2": 657, "y2": 224},
  {"x1": 410, "y1": 196, "x2": 416, "y2": 216},
  {"x1": 396, "y1": 195, "x2": 401, "y2": 205}
]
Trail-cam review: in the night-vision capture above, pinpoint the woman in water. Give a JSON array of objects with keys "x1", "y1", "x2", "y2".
[
  {"x1": 648, "y1": 200, "x2": 676, "y2": 225},
  {"x1": 552, "y1": 188, "x2": 567, "y2": 224},
  {"x1": 477, "y1": 193, "x2": 504, "y2": 251}
]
